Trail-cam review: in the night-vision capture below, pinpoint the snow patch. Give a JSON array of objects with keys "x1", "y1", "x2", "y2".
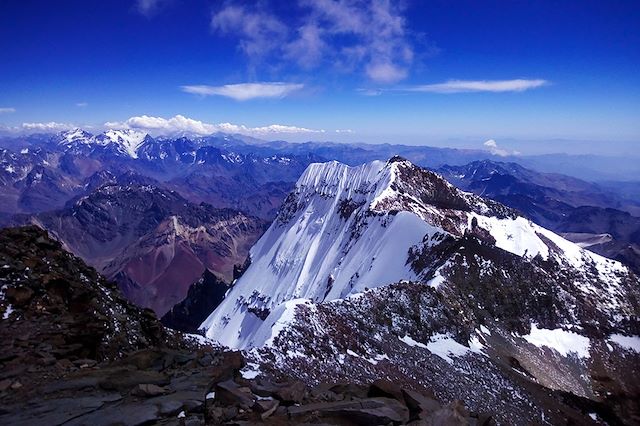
[
  {"x1": 609, "y1": 334, "x2": 640, "y2": 352},
  {"x1": 523, "y1": 324, "x2": 590, "y2": 358}
]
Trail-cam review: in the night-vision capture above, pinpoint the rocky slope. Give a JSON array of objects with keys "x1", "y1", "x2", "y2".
[
  {"x1": 201, "y1": 157, "x2": 640, "y2": 424},
  {"x1": 0, "y1": 226, "x2": 486, "y2": 425},
  {"x1": 438, "y1": 160, "x2": 640, "y2": 273},
  {"x1": 28, "y1": 182, "x2": 266, "y2": 316}
]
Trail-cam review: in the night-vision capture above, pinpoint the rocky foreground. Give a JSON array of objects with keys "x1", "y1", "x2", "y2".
[{"x1": 0, "y1": 227, "x2": 487, "y2": 425}]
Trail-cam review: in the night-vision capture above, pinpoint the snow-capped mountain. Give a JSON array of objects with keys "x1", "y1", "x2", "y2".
[
  {"x1": 201, "y1": 157, "x2": 636, "y2": 348},
  {"x1": 55, "y1": 128, "x2": 150, "y2": 158},
  {"x1": 200, "y1": 157, "x2": 640, "y2": 423}
]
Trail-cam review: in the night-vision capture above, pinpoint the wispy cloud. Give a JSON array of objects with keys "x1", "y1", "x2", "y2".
[
  {"x1": 181, "y1": 82, "x2": 304, "y2": 101},
  {"x1": 76, "y1": 102, "x2": 88, "y2": 108},
  {"x1": 408, "y1": 79, "x2": 548, "y2": 94},
  {"x1": 483, "y1": 139, "x2": 520, "y2": 157},
  {"x1": 21, "y1": 122, "x2": 74, "y2": 131},
  {"x1": 135, "y1": 0, "x2": 170, "y2": 17},
  {"x1": 0, "y1": 107, "x2": 16, "y2": 114},
  {"x1": 105, "y1": 114, "x2": 324, "y2": 136},
  {"x1": 211, "y1": 0, "x2": 417, "y2": 84}
]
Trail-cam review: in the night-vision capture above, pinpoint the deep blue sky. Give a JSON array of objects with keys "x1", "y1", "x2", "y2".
[{"x1": 0, "y1": 0, "x2": 638, "y2": 155}]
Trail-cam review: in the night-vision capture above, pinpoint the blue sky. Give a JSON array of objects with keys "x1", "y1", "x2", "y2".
[{"x1": 0, "y1": 0, "x2": 638, "y2": 155}]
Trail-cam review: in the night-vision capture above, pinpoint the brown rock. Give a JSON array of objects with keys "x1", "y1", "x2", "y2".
[{"x1": 6, "y1": 286, "x2": 34, "y2": 306}]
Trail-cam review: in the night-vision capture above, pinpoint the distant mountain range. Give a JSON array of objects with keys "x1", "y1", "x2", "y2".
[{"x1": 1, "y1": 129, "x2": 639, "y2": 316}]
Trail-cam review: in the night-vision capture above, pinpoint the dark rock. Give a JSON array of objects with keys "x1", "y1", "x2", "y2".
[
  {"x1": 131, "y1": 383, "x2": 169, "y2": 397},
  {"x1": 368, "y1": 379, "x2": 404, "y2": 402},
  {"x1": 289, "y1": 397, "x2": 410, "y2": 424},
  {"x1": 422, "y1": 400, "x2": 470, "y2": 426},
  {"x1": 5, "y1": 286, "x2": 34, "y2": 306},
  {"x1": 215, "y1": 379, "x2": 256, "y2": 409},
  {"x1": 401, "y1": 388, "x2": 442, "y2": 420},
  {"x1": 99, "y1": 368, "x2": 169, "y2": 391},
  {"x1": 330, "y1": 382, "x2": 369, "y2": 400},
  {"x1": 66, "y1": 402, "x2": 161, "y2": 426},
  {"x1": 0, "y1": 379, "x2": 12, "y2": 392}
]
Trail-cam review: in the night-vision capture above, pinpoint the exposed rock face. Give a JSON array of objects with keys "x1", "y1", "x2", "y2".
[
  {"x1": 200, "y1": 158, "x2": 640, "y2": 424},
  {"x1": 28, "y1": 182, "x2": 266, "y2": 315},
  {"x1": 161, "y1": 269, "x2": 231, "y2": 333}
]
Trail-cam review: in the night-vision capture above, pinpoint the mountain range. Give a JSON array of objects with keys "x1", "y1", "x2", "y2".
[{"x1": 1, "y1": 131, "x2": 639, "y2": 424}]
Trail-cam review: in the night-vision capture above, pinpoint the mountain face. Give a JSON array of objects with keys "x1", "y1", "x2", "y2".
[
  {"x1": 437, "y1": 160, "x2": 640, "y2": 273},
  {"x1": 29, "y1": 182, "x2": 266, "y2": 316},
  {"x1": 161, "y1": 269, "x2": 231, "y2": 333},
  {"x1": 200, "y1": 157, "x2": 640, "y2": 424}
]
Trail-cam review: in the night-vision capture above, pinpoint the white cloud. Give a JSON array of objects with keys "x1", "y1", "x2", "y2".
[
  {"x1": 105, "y1": 115, "x2": 324, "y2": 136},
  {"x1": 136, "y1": 0, "x2": 169, "y2": 17},
  {"x1": 0, "y1": 108, "x2": 16, "y2": 114},
  {"x1": 365, "y1": 62, "x2": 407, "y2": 84},
  {"x1": 211, "y1": 0, "x2": 415, "y2": 83},
  {"x1": 181, "y1": 82, "x2": 304, "y2": 101},
  {"x1": 21, "y1": 122, "x2": 74, "y2": 132},
  {"x1": 335, "y1": 129, "x2": 354, "y2": 133},
  {"x1": 76, "y1": 102, "x2": 88, "y2": 108},
  {"x1": 409, "y1": 79, "x2": 548, "y2": 94},
  {"x1": 483, "y1": 139, "x2": 520, "y2": 157},
  {"x1": 211, "y1": 4, "x2": 288, "y2": 60}
]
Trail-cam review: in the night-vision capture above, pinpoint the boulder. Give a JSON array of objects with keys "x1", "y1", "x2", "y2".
[
  {"x1": 368, "y1": 379, "x2": 404, "y2": 402},
  {"x1": 215, "y1": 379, "x2": 256, "y2": 409},
  {"x1": 401, "y1": 388, "x2": 442, "y2": 420}
]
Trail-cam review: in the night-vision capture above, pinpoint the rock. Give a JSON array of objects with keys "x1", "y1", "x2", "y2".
[
  {"x1": 259, "y1": 400, "x2": 280, "y2": 420},
  {"x1": 207, "y1": 406, "x2": 239, "y2": 424},
  {"x1": 156, "y1": 399, "x2": 184, "y2": 416},
  {"x1": 99, "y1": 368, "x2": 169, "y2": 391},
  {"x1": 215, "y1": 380, "x2": 256, "y2": 409},
  {"x1": 0, "y1": 395, "x2": 122, "y2": 426},
  {"x1": 368, "y1": 379, "x2": 404, "y2": 402},
  {"x1": 274, "y1": 380, "x2": 307, "y2": 403},
  {"x1": 253, "y1": 398, "x2": 279, "y2": 413},
  {"x1": 72, "y1": 359, "x2": 97, "y2": 368},
  {"x1": 65, "y1": 402, "x2": 161, "y2": 426},
  {"x1": 131, "y1": 383, "x2": 169, "y2": 397},
  {"x1": 0, "y1": 379, "x2": 12, "y2": 392},
  {"x1": 402, "y1": 388, "x2": 442, "y2": 420},
  {"x1": 5, "y1": 286, "x2": 34, "y2": 306},
  {"x1": 289, "y1": 397, "x2": 410, "y2": 424},
  {"x1": 423, "y1": 400, "x2": 470, "y2": 426},
  {"x1": 10, "y1": 381, "x2": 22, "y2": 390},
  {"x1": 329, "y1": 382, "x2": 369, "y2": 399}
]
